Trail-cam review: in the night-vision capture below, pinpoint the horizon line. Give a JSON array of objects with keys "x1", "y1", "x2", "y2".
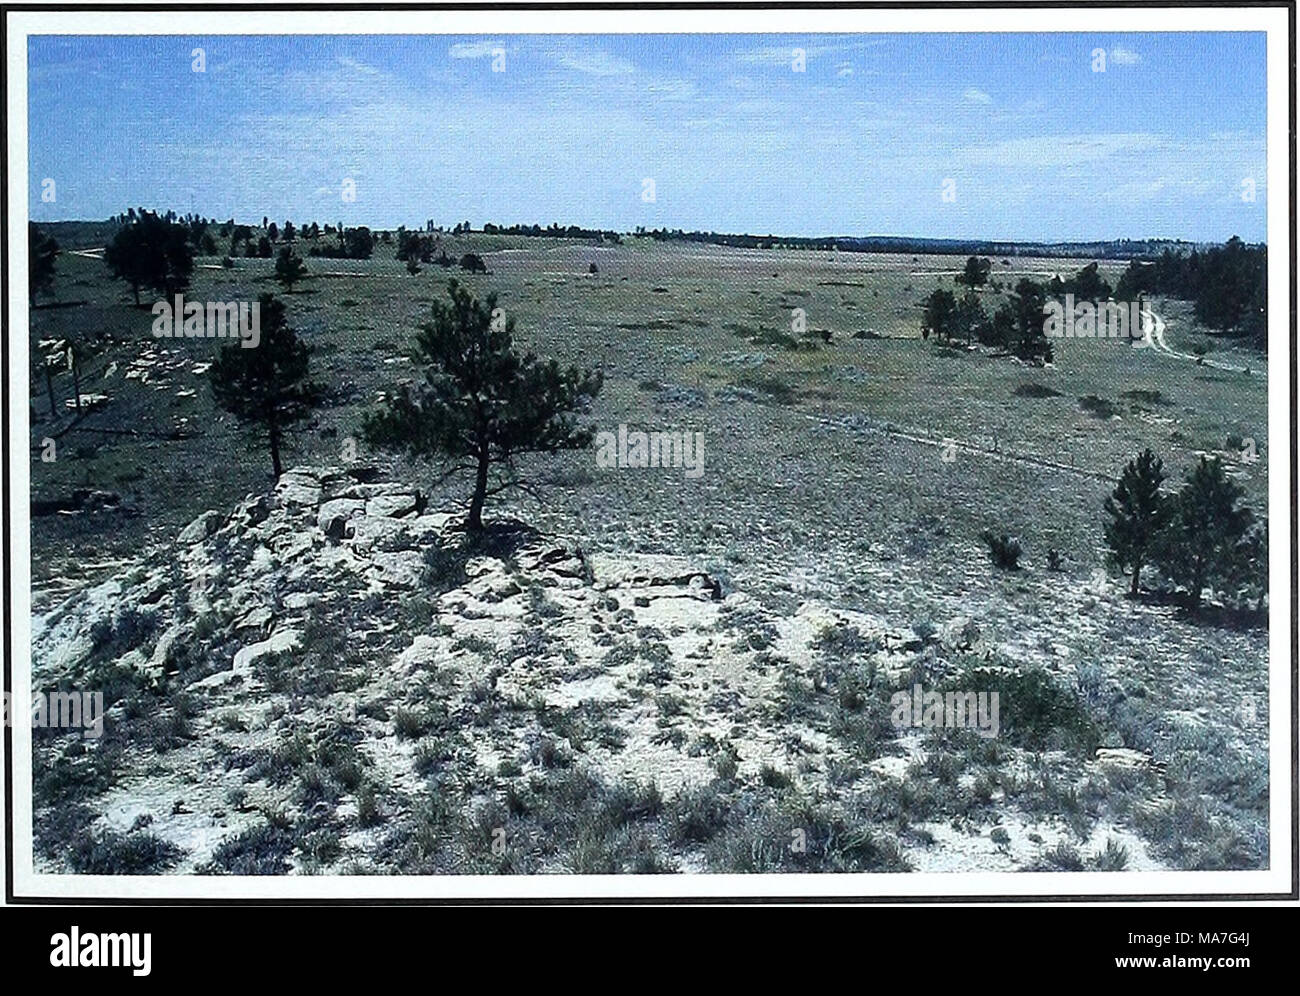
[{"x1": 31, "y1": 215, "x2": 1264, "y2": 250}]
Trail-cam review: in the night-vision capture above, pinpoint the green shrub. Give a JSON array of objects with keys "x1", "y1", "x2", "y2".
[
  {"x1": 981, "y1": 531, "x2": 1022, "y2": 570},
  {"x1": 70, "y1": 828, "x2": 184, "y2": 874},
  {"x1": 204, "y1": 824, "x2": 294, "y2": 875}
]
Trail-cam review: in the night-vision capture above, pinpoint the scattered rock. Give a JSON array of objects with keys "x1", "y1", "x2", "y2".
[
  {"x1": 369, "y1": 550, "x2": 425, "y2": 589},
  {"x1": 317, "y1": 498, "x2": 366, "y2": 539},
  {"x1": 235, "y1": 607, "x2": 273, "y2": 632},
  {"x1": 232, "y1": 628, "x2": 301, "y2": 673},
  {"x1": 275, "y1": 470, "x2": 322, "y2": 507},
  {"x1": 233, "y1": 494, "x2": 270, "y2": 528},
  {"x1": 1094, "y1": 748, "x2": 1165, "y2": 776},
  {"x1": 939, "y1": 616, "x2": 981, "y2": 652},
  {"x1": 366, "y1": 493, "x2": 418, "y2": 519},
  {"x1": 178, "y1": 509, "x2": 223, "y2": 545}
]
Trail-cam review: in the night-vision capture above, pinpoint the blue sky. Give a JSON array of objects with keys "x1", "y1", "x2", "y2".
[{"x1": 28, "y1": 32, "x2": 1267, "y2": 241}]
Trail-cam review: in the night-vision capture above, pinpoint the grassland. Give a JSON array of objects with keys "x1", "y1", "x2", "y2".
[
  {"x1": 27, "y1": 230, "x2": 1271, "y2": 874},
  {"x1": 30, "y1": 234, "x2": 1266, "y2": 593}
]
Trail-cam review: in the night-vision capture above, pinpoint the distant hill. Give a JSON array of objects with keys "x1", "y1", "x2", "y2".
[
  {"x1": 635, "y1": 228, "x2": 1248, "y2": 259},
  {"x1": 35, "y1": 219, "x2": 126, "y2": 250},
  {"x1": 32, "y1": 216, "x2": 1258, "y2": 259}
]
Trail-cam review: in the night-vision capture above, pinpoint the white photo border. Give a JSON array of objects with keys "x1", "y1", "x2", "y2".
[{"x1": 3, "y1": 1, "x2": 1294, "y2": 903}]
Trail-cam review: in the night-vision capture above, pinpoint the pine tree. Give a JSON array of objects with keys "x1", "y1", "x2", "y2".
[
  {"x1": 104, "y1": 211, "x2": 194, "y2": 305},
  {"x1": 29, "y1": 223, "x2": 59, "y2": 306},
  {"x1": 988, "y1": 302, "x2": 1017, "y2": 348},
  {"x1": 1155, "y1": 456, "x2": 1254, "y2": 611},
  {"x1": 1103, "y1": 449, "x2": 1170, "y2": 597},
  {"x1": 1010, "y1": 278, "x2": 1052, "y2": 363},
  {"x1": 921, "y1": 288, "x2": 957, "y2": 342},
  {"x1": 956, "y1": 256, "x2": 991, "y2": 288},
  {"x1": 274, "y1": 247, "x2": 308, "y2": 293},
  {"x1": 363, "y1": 280, "x2": 602, "y2": 532},
  {"x1": 209, "y1": 294, "x2": 321, "y2": 479},
  {"x1": 956, "y1": 291, "x2": 988, "y2": 347}
]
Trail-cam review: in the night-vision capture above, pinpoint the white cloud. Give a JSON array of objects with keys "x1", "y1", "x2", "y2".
[
  {"x1": 963, "y1": 87, "x2": 993, "y2": 105},
  {"x1": 448, "y1": 41, "x2": 503, "y2": 60},
  {"x1": 837, "y1": 62, "x2": 854, "y2": 78},
  {"x1": 552, "y1": 46, "x2": 635, "y2": 76},
  {"x1": 735, "y1": 38, "x2": 886, "y2": 67},
  {"x1": 336, "y1": 56, "x2": 380, "y2": 75},
  {"x1": 960, "y1": 132, "x2": 1164, "y2": 167},
  {"x1": 951, "y1": 130, "x2": 1264, "y2": 213},
  {"x1": 645, "y1": 77, "x2": 698, "y2": 101},
  {"x1": 736, "y1": 45, "x2": 812, "y2": 67},
  {"x1": 1110, "y1": 47, "x2": 1141, "y2": 65},
  {"x1": 279, "y1": 56, "x2": 399, "y2": 106}
]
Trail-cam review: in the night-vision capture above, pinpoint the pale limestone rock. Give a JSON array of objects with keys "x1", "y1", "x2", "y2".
[
  {"x1": 148, "y1": 623, "x2": 184, "y2": 672},
  {"x1": 366, "y1": 493, "x2": 418, "y2": 519},
  {"x1": 349, "y1": 516, "x2": 410, "y2": 553},
  {"x1": 274, "y1": 470, "x2": 321, "y2": 508},
  {"x1": 178, "y1": 510, "x2": 223, "y2": 545},
  {"x1": 318, "y1": 497, "x2": 366, "y2": 539},
  {"x1": 232, "y1": 628, "x2": 301, "y2": 673},
  {"x1": 234, "y1": 606, "x2": 273, "y2": 631},
  {"x1": 370, "y1": 550, "x2": 425, "y2": 589}
]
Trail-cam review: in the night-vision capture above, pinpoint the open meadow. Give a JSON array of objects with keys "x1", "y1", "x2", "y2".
[{"x1": 27, "y1": 231, "x2": 1271, "y2": 874}]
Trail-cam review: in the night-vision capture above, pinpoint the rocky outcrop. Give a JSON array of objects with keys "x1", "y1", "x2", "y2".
[
  {"x1": 30, "y1": 465, "x2": 1223, "y2": 877},
  {"x1": 32, "y1": 465, "x2": 732, "y2": 703}
]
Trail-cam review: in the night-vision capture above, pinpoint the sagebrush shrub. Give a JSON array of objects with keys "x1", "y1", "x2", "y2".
[{"x1": 980, "y1": 530, "x2": 1022, "y2": 570}]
